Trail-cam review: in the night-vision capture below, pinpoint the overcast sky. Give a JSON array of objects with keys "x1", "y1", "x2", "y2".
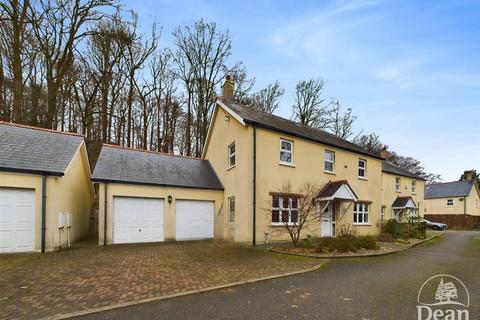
[{"x1": 124, "y1": 0, "x2": 480, "y2": 181}]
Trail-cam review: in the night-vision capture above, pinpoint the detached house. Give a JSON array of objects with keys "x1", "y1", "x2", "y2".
[
  {"x1": 203, "y1": 78, "x2": 385, "y2": 244},
  {"x1": 381, "y1": 160, "x2": 425, "y2": 222},
  {"x1": 0, "y1": 122, "x2": 93, "y2": 253},
  {"x1": 424, "y1": 171, "x2": 480, "y2": 220}
]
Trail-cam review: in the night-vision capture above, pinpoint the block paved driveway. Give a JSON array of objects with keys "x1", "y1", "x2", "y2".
[{"x1": 0, "y1": 241, "x2": 320, "y2": 320}]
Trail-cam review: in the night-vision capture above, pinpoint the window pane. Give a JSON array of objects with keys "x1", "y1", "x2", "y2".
[
  {"x1": 282, "y1": 197, "x2": 289, "y2": 208},
  {"x1": 280, "y1": 151, "x2": 292, "y2": 163},
  {"x1": 353, "y1": 212, "x2": 357, "y2": 223},
  {"x1": 229, "y1": 143, "x2": 235, "y2": 154},
  {"x1": 324, "y1": 162, "x2": 333, "y2": 172},
  {"x1": 272, "y1": 210, "x2": 279, "y2": 222},
  {"x1": 281, "y1": 210, "x2": 289, "y2": 223},
  {"x1": 324, "y1": 151, "x2": 333, "y2": 161},
  {"x1": 364, "y1": 213, "x2": 368, "y2": 223},
  {"x1": 281, "y1": 140, "x2": 292, "y2": 151},
  {"x1": 291, "y1": 210, "x2": 298, "y2": 223},
  {"x1": 272, "y1": 196, "x2": 279, "y2": 208},
  {"x1": 358, "y1": 212, "x2": 363, "y2": 223},
  {"x1": 359, "y1": 168, "x2": 365, "y2": 177},
  {"x1": 358, "y1": 160, "x2": 365, "y2": 168},
  {"x1": 291, "y1": 197, "x2": 298, "y2": 209}
]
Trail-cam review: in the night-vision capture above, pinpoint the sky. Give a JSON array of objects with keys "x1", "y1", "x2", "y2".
[{"x1": 123, "y1": 0, "x2": 480, "y2": 181}]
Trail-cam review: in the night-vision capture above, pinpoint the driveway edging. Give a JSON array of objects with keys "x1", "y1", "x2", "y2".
[
  {"x1": 269, "y1": 233, "x2": 441, "y2": 259},
  {"x1": 50, "y1": 261, "x2": 326, "y2": 320}
]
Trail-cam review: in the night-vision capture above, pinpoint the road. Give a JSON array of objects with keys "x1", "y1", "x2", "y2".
[{"x1": 77, "y1": 231, "x2": 480, "y2": 320}]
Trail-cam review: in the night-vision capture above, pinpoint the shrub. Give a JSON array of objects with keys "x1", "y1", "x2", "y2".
[
  {"x1": 377, "y1": 233, "x2": 394, "y2": 242},
  {"x1": 356, "y1": 235, "x2": 379, "y2": 250},
  {"x1": 313, "y1": 235, "x2": 379, "y2": 253},
  {"x1": 383, "y1": 219, "x2": 400, "y2": 238}
]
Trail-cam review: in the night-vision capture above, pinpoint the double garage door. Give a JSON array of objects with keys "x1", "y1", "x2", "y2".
[
  {"x1": 0, "y1": 188, "x2": 35, "y2": 253},
  {"x1": 113, "y1": 197, "x2": 214, "y2": 244}
]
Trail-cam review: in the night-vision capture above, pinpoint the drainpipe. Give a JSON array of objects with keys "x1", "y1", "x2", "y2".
[
  {"x1": 41, "y1": 175, "x2": 47, "y2": 253},
  {"x1": 104, "y1": 183, "x2": 108, "y2": 246},
  {"x1": 252, "y1": 125, "x2": 257, "y2": 246}
]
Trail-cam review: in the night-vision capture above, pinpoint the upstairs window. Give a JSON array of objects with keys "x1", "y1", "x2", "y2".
[
  {"x1": 324, "y1": 151, "x2": 335, "y2": 173},
  {"x1": 354, "y1": 203, "x2": 369, "y2": 224},
  {"x1": 395, "y1": 177, "x2": 401, "y2": 191},
  {"x1": 358, "y1": 159, "x2": 367, "y2": 178},
  {"x1": 229, "y1": 197, "x2": 235, "y2": 223},
  {"x1": 272, "y1": 195, "x2": 299, "y2": 225},
  {"x1": 280, "y1": 139, "x2": 293, "y2": 164},
  {"x1": 447, "y1": 199, "x2": 454, "y2": 206},
  {"x1": 412, "y1": 180, "x2": 416, "y2": 193},
  {"x1": 228, "y1": 142, "x2": 236, "y2": 168}
]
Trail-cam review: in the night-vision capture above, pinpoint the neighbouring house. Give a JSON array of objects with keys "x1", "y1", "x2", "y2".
[
  {"x1": 424, "y1": 171, "x2": 480, "y2": 228},
  {"x1": 0, "y1": 122, "x2": 93, "y2": 253},
  {"x1": 91, "y1": 144, "x2": 224, "y2": 245},
  {"x1": 202, "y1": 77, "x2": 385, "y2": 244},
  {"x1": 381, "y1": 160, "x2": 425, "y2": 222}
]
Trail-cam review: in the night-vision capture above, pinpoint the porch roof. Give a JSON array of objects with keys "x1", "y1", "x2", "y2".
[
  {"x1": 392, "y1": 196, "x2": 417, "y2": 209},
  {"x1": 316, "y1": 180, "x2": 358, "y2": 202}
]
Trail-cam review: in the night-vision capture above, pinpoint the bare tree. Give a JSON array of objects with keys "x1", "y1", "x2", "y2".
[
  {"x1": 292, "y1": 78, "x2": 329, "y2": 127},
  {"x1": 267, "y1": 181, "x2": 322, "y2": 246},
  {"x1": 246, "y1": 80, "x2": 284, "y2": 114},
  {"x1": 327, "y1": 99, "x2": 361, "y2": 140},
  {"x1": 355, "y1": 133, "x2": 387, "y2": 154},
  {"x1": 231, "y1": 65, "x2": 255, "y2": 104}
]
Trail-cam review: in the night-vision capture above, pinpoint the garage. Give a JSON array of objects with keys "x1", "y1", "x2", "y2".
[
  {"x1": 176, "y1": 200, "x2": 214, "y2": 240},
  {"x1": 0, "y1": 188, "x2": 35, "y2": 253},
  {"x1": 113, "y1": 197, "x2": 164, "y2": 244}
]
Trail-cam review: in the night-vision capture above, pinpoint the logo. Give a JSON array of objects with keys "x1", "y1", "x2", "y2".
[{"x1": 417, "y1": 274, "x2": 470, "y2": 320}]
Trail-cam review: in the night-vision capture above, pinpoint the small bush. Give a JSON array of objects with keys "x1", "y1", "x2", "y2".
[
  {"x1": 377, "y1": 233, "x2": 394, "y2": 242},
  {"x1": 313, "y1": 235, "x2": 379, "y2": 253},
  {"x1": 356, "y1": 235, "x2": 379, "y2": 250}
]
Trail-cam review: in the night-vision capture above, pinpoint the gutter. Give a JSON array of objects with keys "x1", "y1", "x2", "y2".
[
  {"x1": 252, "y1": 125, "x2": 257, "y2": 246},
  {"x1": 41, "y1": 175, "x2": 47, "y2": 253},
  {"x1": 91, "y1": 178, "x2": 224, "y2": 191},
  {"x1": 0, "y1": 166, "x2": 64, "y2": 177}
]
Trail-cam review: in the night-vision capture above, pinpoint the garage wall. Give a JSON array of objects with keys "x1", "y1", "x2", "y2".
[
  {"x1": 46, "y1": 144, "x2": 94, "y2": 249},
  {"x1": 0, "y1": 172, "x2": 42, "y2": 251},
  {"x1": 98, "y1": 182, "x2": 224, "y2": 245}
]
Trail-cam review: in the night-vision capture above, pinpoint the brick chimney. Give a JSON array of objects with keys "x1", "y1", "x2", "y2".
[
  {"x1": 464, "y1": 170, "x2": 475, "y2": 181},
  {"x1": 222, "y1": 75, "x2": 234, "y2": 100}
]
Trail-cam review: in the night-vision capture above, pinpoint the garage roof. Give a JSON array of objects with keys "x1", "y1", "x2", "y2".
[
  {"x1": 0, "y1": 122, "x2": 84, "y2": 176},
  {"x1": 424, "y1": 181, "x2": 474, "y2": 199},
  {"x1": 92, "y1": 145, "x2": 224, "y2": 190}
]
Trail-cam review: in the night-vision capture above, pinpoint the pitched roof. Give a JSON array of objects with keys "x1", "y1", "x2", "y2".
[
  {"x1": 424, "y1": 181, "x2": 474, "y2": 199},
  {"x1": 382, "y1": 161, "x2": 425, "y2": 180},
  {"x1": 218, "y1": 99, "x2": 383, "y2": 160},
  {"x1": 0, "y1": 121, "x2": 84, "y2": 176},
  {"x1": 316, "y1": 180, "x2": 358, "y2": 200},
  {"x1": 92, "y1": 145, "x2": 224, "y2": 190},
  {"x1": 392, "y1": 196, "x2": 417, "y2": 209}
]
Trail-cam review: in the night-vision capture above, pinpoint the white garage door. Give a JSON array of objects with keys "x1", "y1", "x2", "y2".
[
  {"x1": 176, "y1": 200, "x2": 214, "y2": 240},
  {"x1": 113, "y1": 197, "x2": 164, "y2": 244},
  {"x1": 0, "y1": 188, "x2": 35, "y2": 253}
]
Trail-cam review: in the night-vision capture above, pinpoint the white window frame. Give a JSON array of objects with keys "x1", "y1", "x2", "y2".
[
  {"x1": 354, "y1": 203, "x2": 369, "y2": 225},
  {"x1": 447, "y1": 199, "x2": 454, "y2": 206},
  {"x1": 395, "y1": 177, "x2": 401, "y2": 191},
  {"x1": 358, "y1": 159, "x2": 367, "y2": 178},
  {"x1": 380, "y1": 206, "x2": 385, "y2": 222},
  {"x1": 279, "y1": 139, "x2": 294, "y2": 165},
  {"x1": 411, "y1": 180, "x2": 416, "y2": 194},
  {"x1": 228, "y1": 142, "x2": 236, "y2": 169},
  {"x1": 228, "y1": 197, "x2": 235, "y2": 223},
  {"x1": 324, "y1": 150, "x2": 335, "y2": 173},
  {"x1": 271, "y1": 195, "x2": 299, "y2": 226}
]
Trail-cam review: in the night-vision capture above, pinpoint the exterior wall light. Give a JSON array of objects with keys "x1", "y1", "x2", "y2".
[{"x1": 168, "y1": 195, "x2": 173, "y2": 204}]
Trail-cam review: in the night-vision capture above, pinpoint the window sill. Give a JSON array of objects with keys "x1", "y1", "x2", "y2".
[
  {"x1": 279, "y1": 162, "x2": 296, "y2": 168},
  {"x1": 271, "y1": 223, "x2": 297, "y2": 227},
  {"x1": 358, "y1": 176, "x2": 368, "y2": 181},
  {"x1": 353, "y1": 223, "x2": 372, "y2": 226},
  {"x1": 324, "y1": 170, "x2": 336, "y2": 175},
  {"x1": 395, "y1": 190, "x2": 402, "y2": 193},
  {"x1": 227, "y1": 165, "x2": 236, "y2": 171}
]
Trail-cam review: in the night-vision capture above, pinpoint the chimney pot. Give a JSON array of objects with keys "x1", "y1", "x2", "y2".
[
  {"x1": 222, "y1": 75, "x2": 234, "y2": 100},
  {"x1": 380, "y1": 148, "x2": 388, "y2": 159}
]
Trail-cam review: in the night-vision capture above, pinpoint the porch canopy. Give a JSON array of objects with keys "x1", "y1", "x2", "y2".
[
  {"x1": 316, "y1": 180, "x2": 358, "y2": 202},
  {"x1": 392, "y1": 196, "x2": 417, "y2": 210}
]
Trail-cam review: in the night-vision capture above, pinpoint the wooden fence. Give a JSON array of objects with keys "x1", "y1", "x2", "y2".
[{"x1": 424, "y1": 214, "x2": 480, "y2": 229}]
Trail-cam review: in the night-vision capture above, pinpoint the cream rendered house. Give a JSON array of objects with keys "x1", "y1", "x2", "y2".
[
  {"x1": 203, "y1": 79, "x2": 385, "y2": 245},
  {"x1": 381, "y1": 161, "x2": 425, "y2": 222},
  {"x1": 424, "y1": 173, "x2": 480, "y2": 216},
  {"x1": 0, "y1": 122, "x2": 93, "y2": 253}
]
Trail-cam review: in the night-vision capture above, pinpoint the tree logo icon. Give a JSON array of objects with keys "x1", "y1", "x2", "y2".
[{"x1": 418, "y1": 274, "x2": 469, "y2": 307}]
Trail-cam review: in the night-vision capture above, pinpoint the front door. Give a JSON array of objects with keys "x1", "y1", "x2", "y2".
[{"x1": 320, "y1": 202, "x2": 335, "y2": 237}]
